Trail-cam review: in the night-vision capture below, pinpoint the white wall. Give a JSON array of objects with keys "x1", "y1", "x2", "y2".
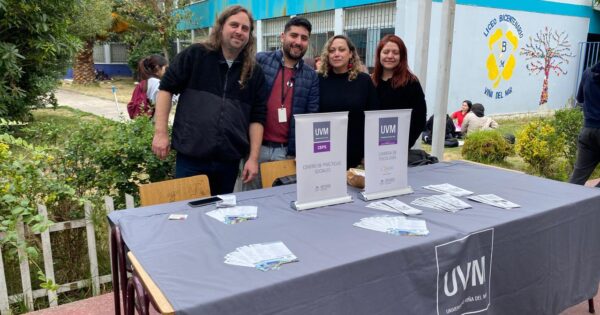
[{"x1": 424, "y1": 3, "x2": 590, "y2": 116}]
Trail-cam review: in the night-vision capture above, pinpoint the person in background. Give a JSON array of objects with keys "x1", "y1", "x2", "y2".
[
  {"x1": 314, "y1": 56, "x2": 322, "y2": 70},
  {"x1": 317, "y1": 35, "x2": 379, "y2": 169},
  {"x1": 569, "y1": 61, "x2": 600, "y2": 187},
  {"x1": 138, "y1": 55, "x2": 168, "y2": 105},
  {"x1": 451, "y1": 100, "x2": 472, "y2": 136},
  {"x1": 371, "y1": 34, "x2": 426, "y2": 149},
  {"x1": 461, "y1": 103, "x2": 498, "y2": 136},
  {"x1": 151, "y1": 5, "x2": 268, "y2": 195},
  {"x1": 244, "y1": 16, "x2": 319, "y2": 190}
]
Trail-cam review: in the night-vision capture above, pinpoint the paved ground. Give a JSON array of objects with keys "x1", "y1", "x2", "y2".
[
  {"x1": 55, "y1": 89, "x2": 129, "y2": 121},
  {"x1": 24, "y1": 287, "x2": 600, "y2": 315}
]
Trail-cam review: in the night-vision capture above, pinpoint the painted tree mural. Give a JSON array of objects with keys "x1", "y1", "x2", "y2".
[{"x1": 520, "y1": 27, "x2": 575, "y2": 106}]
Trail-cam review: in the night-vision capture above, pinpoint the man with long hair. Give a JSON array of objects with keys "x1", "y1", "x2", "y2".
[
  {"x1": 152, "y1": 5, "x2": 268, "y2": 195},
  {"x1": 244, "y1": 17, "x2": 319, "y2": 190}
]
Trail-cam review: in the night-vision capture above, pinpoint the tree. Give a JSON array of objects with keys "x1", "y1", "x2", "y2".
[
  {"x1": 0, "y1": 0, "x2": 80, "y2": 119},
  {"x1": 69, "y1": 0, "x2": 113, "y2": 84},
  {"x1": 520, "y1": 27, "x2": 575, "y2": 107},
  {"x1": 115, "y1": 0, "x2": 191, "y2": 65}
]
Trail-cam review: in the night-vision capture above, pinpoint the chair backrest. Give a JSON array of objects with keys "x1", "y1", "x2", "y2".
[
  {"x1": 139, "y1": 175, "x2": 211, "y2": 207},
  {"x1": 260, "y1": 160, "x2": 296, "y2": 188}
]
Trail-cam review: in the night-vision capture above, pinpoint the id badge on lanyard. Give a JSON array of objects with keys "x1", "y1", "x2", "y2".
[
  {"x1": 279, "y1": 67, "x2": 294, "y2": 123},
  {"x1": 278, "y1": 107, "x2": 287, "y2": 123}
]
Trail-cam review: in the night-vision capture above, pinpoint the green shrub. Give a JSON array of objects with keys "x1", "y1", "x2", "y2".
[
  {"x1": 55, "y1": 116, "x2": 175, "y2": 207},
  {"x1": 515, "y1": 119, "x2": 566, "y2": 178},
  {"x1": 552, "y1": 107, "x2": 583, "y2": 168},
  {"x1": 461, "y1": 130, "x2": 513, "y2": 163},
  {"x1": 20, "y1": 114, "x2": 175, "y2": 207}
]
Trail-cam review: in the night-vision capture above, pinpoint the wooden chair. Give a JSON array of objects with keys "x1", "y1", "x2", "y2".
[
  {"x1": 139, "y1": 174, "x2": 211, "y2": 206},
  {"x1": 260, "y1": 160, "x2": 296, "y2": 188}
]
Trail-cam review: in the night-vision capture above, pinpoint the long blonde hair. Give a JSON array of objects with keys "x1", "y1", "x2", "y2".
[
  {"x1": 317, "y1": 35, "x2": 364, "y2": 81},
  {"x1": 204, "y1": 5, "x2": 256, "y2": 88}
]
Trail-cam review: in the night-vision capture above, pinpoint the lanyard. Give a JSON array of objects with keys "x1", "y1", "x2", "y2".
[{"x1": 280, "y1": 66, "x2": 295, "y2": 108}]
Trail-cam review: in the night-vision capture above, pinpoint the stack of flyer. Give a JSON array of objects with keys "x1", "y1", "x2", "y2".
[
  {"x1": 224, "y1": 242, "x2": 298, "y2": 271},
  {"x1": 354, "y1": 215, "x2": 429, "y2": 236},
  {"x1": 411, "y1": 194, "x2": 472, "y2": 213},
  {"x1": 366, "y1": 199, "x2": 422, "y2": 215},
  {"x1": 206, "y1": 206, "x2": 258, "y2": 224},
  {"x1": 468, "y1": 194, "x2": 520, "y2": 209},
  {"x1": 423, "y1": 183, "x2": 473, "y2": 196}
]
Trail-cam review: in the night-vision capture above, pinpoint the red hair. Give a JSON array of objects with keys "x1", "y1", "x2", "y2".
[{"x1": 371, "y1": 34, "x2": 417, "y2": 89}]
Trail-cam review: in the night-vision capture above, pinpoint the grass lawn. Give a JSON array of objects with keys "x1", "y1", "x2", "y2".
[
  {"x1": 60, "y1": 76, "x2": 136, "y2": 104},
  {"x1": 421, "y1": 117, "x2": 530, "y2": 171}
]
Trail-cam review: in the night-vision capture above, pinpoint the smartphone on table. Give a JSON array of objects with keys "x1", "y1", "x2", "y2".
[{"x1": 188, "y1": 196, "x2": 223, "y2": 207}]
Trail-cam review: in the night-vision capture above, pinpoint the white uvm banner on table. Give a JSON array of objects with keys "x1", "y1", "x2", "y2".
[
  {"x1": 361, "y1": 109, "x2": 413, "y2": 201},
  {"x1": 293, "y1": 112, "x2": 352, "y2": 210}
]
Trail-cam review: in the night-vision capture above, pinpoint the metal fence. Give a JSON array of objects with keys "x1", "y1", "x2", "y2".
[{"x1": 574, "y1": 42, "x2": 600, "y2": 103}]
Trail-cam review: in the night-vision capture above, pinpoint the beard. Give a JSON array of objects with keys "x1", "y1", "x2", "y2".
[{"x1": 282, "y1": 42, "x2": 307, "y2": 61}]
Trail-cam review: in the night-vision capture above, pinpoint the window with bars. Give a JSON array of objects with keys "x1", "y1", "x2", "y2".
[
  {"x1": 262, "y1": 16, "x2": 289, "y2": 52},
  {"x1": 296, "y1": 10, "x2": 335, "y2": 59},
  {"x1": 344, "y1": 1, "x2": 395, "y2": 69},
  {"x1": 110, "y1": 43, "x2": 129, "y2": 63},
  {"x1": 93, "y1": 45, "x2": 105, "y2": 63},
  {"x1": 93, "y1": 43, "x2": 129, "y2": 64}
]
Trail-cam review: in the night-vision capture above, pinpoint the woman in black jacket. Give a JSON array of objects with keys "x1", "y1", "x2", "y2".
[
  {"x1": 371, "y1": 35, "x2": 427, "y2": 149},
  {"x1": 317, "y1": 35, "x2": 379, "y2": 169}
]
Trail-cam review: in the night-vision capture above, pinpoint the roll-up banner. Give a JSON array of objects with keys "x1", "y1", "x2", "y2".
[
  {"x1": 361, "y1": 109, "x2": 413, "y2": 201},
  {"x1": 292, "y1": 112, "x2": 352, "y2": 211}
]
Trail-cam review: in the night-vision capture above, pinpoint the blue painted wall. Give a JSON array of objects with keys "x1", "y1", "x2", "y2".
[{"x1": 179, "y1": 0, "x2": 600, "y2": 34}]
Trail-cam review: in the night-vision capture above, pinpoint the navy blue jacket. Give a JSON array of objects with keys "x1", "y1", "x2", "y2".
[
  {"x1": 256, "y1": 50, "x2": 319, "y2": 156},
  {"x1": 577, "y1": 62, "x2": 600, "y2": 128}
]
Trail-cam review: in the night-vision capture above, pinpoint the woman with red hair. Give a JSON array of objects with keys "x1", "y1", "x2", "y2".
[{"x1": 372, "y1": 35, "x2": 427, "y2": 148}]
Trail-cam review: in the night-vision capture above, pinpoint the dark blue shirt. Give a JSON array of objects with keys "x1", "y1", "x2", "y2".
[{"x1": 577, "y1": 62, "x2": 600, "y2": 128}]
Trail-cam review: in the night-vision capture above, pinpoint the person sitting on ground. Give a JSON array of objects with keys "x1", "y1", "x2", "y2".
[
  {"x1": 451, "y1": 100, "x2": 472, "y2": 137},
  {"x1": 461, "y1": 103, "x2": 498, "y2": 136},
  {"x1": 422, "y1": 114, "x2": 458, "y2": 147}
]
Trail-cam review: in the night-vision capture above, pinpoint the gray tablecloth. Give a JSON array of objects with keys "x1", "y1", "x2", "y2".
[{"x1": 108, "y1": 161, "x2": 600, "y2": 315}]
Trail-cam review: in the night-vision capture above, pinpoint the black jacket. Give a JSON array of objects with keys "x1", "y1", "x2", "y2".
[
  {"x1": 577, "y1": 62, "x2": 600, "y2": 128},
  {"x1": 160, "y1": 44, "x2": 267, "y2": 160},
  {"x1": 376, "y1": 79, "x2": 427, "y2": 148}
]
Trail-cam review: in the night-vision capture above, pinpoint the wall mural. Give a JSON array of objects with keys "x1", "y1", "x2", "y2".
[
  {"x1": 520, "y1": 27, "x2": 575, "y2": 107},
  {"x1": 483, "y1": 14, "x2": 523, "y2": 101}
]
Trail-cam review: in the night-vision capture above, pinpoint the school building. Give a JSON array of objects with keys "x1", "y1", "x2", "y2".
[{"x1": 176, "y1": 0, "x2": 600, "y2": 115}]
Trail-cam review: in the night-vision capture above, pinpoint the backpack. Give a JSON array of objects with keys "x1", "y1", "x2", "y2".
[
  {"x1": 127, "y1": 80, "x2": 153, "y2": 119},
  {"x1": 422, "y1": 114, "x2": 458, "y2": 146},
  {"x1": 408, "y1": 149, "x2": 439, "y2": 167}
]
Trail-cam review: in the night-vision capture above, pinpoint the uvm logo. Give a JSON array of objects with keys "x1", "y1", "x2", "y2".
[
  {"x1": 436, "y1": 229, "x2": 494, "y2": 315},
  {"x1": 483, "y1": 14, "x2": 523, "y2": 100},
  {"x1": 379, "y1": 117, "x2": 398, "y2": 146},
  {"x1": 313, "y1": 121, "x2": 330, "y2": 153}
]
